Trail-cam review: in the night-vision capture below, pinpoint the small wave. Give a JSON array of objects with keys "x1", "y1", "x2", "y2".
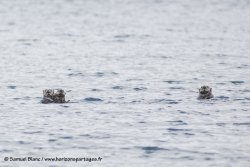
[
  {"x1": 160, "y1": 56, "x2": 172, "y2": 59},
  {"x1": 133, "y1": 87, "x2": 147, "y2": 91},
  {"x1": 126, "y1": 78, "x2": 143, "y2": 82},
  {"x1": 114, "y1": 34, "x2": 132, "y2": 39},
  {"x1": 138, "y1": 146, "x2": 169, "y2": 154},
  {"x1": 178, "y1": 110, "x2": 189, "y2": 114},
  {"x1": 230, "y1": 81, "x2": 244, "y2": 85},
  {"x1": 131, "y1": 100, "x2": 144, "y2": 103},
  {"x1": 67, "y1": 72, "x2": 84, "y2": 77},
  {"x1": 152, "y1": 99, "x2": 179, "y2": 104},
  {"x1": 60, "y1": 136, "x2": 73, "y2": 139},
  {"x1": 23, "y1": 131, "x2": 43, "y2": 134},
  {"x1": 216, "y1": 54, "x2": 228, "y2": 57},
  {"x1": 79, "y1": 134, "x2": 110, "y2": 139},
  {"x1": 13, "y1": 98, "x2": 21, "y2": 100},
  {"x1": 0, "y1": 149, "x2": 13, "y2": 153},
  {"x1": 34, "y1": 147, "x2": 43, "y2": 150},
  {"x1": 112, "y1": 86, "x2": 124, "y2": 90},
  {"x1": 241, "y1": 89, "x2": 250, "y2": 92},
  {"x1": 167, "y1": 120, "x2": 187, "y2": 125},
  {"x1": 84, "y1": 97, "x2": 103, "y2": 102},
  {"x1": 167, "y1": 128, "x2": 192, "y2": 132},
  {"x1": 72, "y1": 146, "x2": 89, "y2": 150},
  {"x1": 184, "y1": 133, "x2": 195, "y2": 136},
  {"x1": 18, "y1": 141, "x2": 31, "y2": 145},
  {"x1": 94, "y1": 72, "x2": 118, "y2": 77},
  {"x1": 237, "y1": 64, "x2": 249, "y2": 69},
  {"x1": 13, "y1": 96, "x2": 31, "y2": 100},
  {"x1": 95, "y1": 72, "x2": 105, "y2": 77},
  {"x1": 61, "y1": 105, "x2": 70, "y2": 108},
  {"x1": 216, "y1": 82, "x2": 226, "y2": 85},
  {"x1": 216, "y1": 123, "x2": 226, "y2": 126},
  {"x1": 79, "y1": 134, "x2": 91, "y2": 137},
  {"x1": 7, "y1": 86, "x2": 16, "y2": 89},
  {"x1": 169, "y1": 86, "x2": 184, "y2": 90},
  {"x1": 17, "y1": 38, "x2": 39, "y2": 42},
  {"x1": 233, "y1": 98, "x2": 250, "y2": 101},
  {"x1": 216, "y1": 96, "x2": 230, "y2": 100},
  {"x1": 48, "y1": 139, "x2": 57, "y2": 142},
  {"x1": 40, "y1": 115, "x2": 51, "y2": 118},
  {"x1": 91, "y1": 89, "x2": 102, "y2": 92},
  {"x1": 163, "y1": 80, "x2": 182, "y2": 84},
  {"x1": 233, "y1": 123, "x2": 250, "y2": 126},
  {"x1": 120, "y1": 147, "x2": 131, "y2": 150}
]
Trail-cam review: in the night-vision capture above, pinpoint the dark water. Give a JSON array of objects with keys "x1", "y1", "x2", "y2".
[{"x1": 0, "y1": 0, "x2": 250, "y2": 166}]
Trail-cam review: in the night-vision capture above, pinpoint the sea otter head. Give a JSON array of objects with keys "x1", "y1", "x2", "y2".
[
  {"x1": 199, "y1": 86, "x2": 212, "y2": 96},
  {"x1": 55, "y1": 89, "x2": 65, "y2": 96},
  {"x1": 43, "y1": 89, "x2": 54, "y2": 97}
]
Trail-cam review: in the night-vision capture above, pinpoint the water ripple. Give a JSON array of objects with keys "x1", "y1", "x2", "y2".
[
  {"x1": 84, "y1": 97, "x2": 103, "y2": 102},
  {"x1": 167, "y1": 128, "x2": 192, "y2": 132},
  {"x1": 230, "y1": 81, "x2": 245, "y2": 85},
  {"x1": 7, "y1": 86, "x2": 16, "y2": 89},
  {"x1": 163, "y1": 80, "x2": 182, "y2": 84},
  {"x1": 138, "y1": 146, "x2": 169, "y2": 154}
]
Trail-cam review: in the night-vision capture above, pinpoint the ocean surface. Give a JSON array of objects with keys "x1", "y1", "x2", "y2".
[{"x1": 0, "y1": 0, "x2": 250, "y2": 166}]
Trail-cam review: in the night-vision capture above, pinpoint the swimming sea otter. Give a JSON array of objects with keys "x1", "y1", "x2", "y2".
[{"x1": 198, "y1": 86, "x2": 214, "y2": 99}]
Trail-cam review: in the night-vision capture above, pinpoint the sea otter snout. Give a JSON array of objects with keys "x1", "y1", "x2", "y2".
[{"x1": 198, "y1": 86, "x2": 214, "y2": 99}]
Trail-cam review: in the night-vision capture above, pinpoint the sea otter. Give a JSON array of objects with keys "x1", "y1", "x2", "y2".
[
  {"x1": 198, "y1": 86, "x2": 214, "y2": 99},
  {"x1": 41, "y1": 89, "x2": 54, "y2": 104},
  {"x1": 41, "y1": 89, "x2": 68, "y2": 104},
  {"x1": 53, "y1": 89, "x2": 66, "y2": 103}
]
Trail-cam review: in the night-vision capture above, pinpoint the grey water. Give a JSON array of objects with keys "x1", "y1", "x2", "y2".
[{"x1": 0, "y1": 0, "x2": 250, "y2": 166}]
